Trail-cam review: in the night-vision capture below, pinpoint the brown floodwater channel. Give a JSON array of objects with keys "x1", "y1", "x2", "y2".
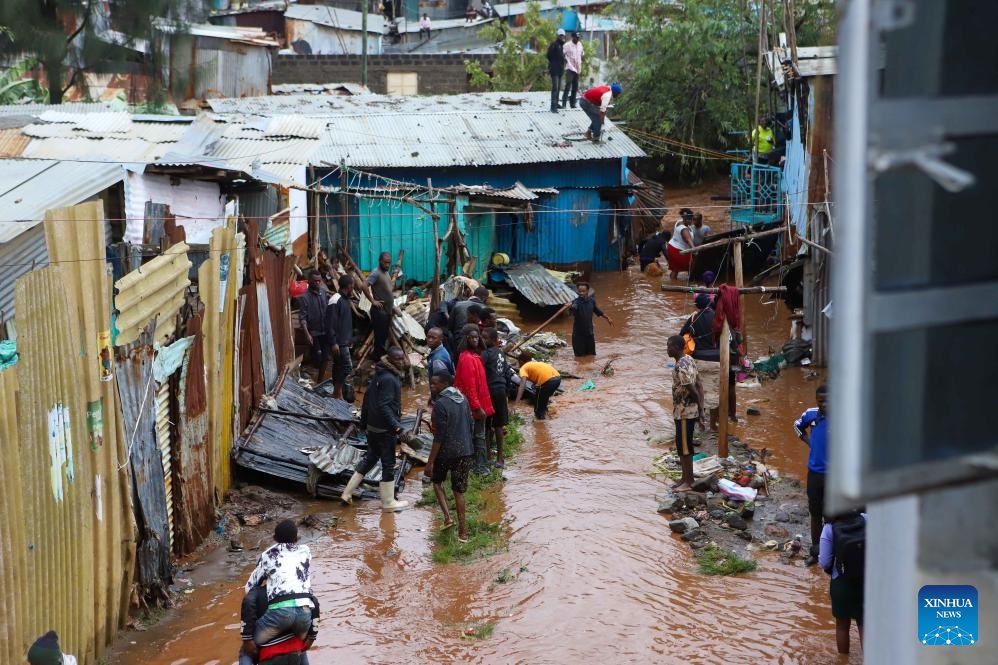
[{"x1": 111, "y1": 269, "x2": 858, "y2": 665}]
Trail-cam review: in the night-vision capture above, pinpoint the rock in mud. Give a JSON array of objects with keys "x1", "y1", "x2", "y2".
[
  {"x1": 684, "y1": 492, "x2": 707, "y2": 508},
  {"x1": 691, "y1": 475, "x2": 716, "y2": 493},
  {"x1": 669, "y1": 517, "x2": 700, "y2": 534},
  {"x1": 726, "y1": 514, "x2": 748, "y2": 531},
  {"x1": 708, "y1": 508, "x2": 726, "y2": 519},
  {"x1": 765, "y1": 524, "x2": 790, "y2": 539},
  {"x1": 774, "y1": 510, "x2": 792, "y2": 523},
  {"x1": 749, "y1": 475, "x2": 766, "y2": 490},
  {"x1": 681, "y1": 528, "x2": 704, "y2": 542},
  {"x1": 746, "y1": 406, "x2": 762, "y2": 416},
  {"x1": 736, "y1": 530, "x2": 753, "y2": 541},
  {"x1": 656, "y1": 492, "x2": 685, "y2": 514}
]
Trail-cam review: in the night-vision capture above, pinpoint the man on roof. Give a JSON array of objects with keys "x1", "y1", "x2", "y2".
[{"x1": 580, "y1": 82, "x2": 622, "y2": 143}]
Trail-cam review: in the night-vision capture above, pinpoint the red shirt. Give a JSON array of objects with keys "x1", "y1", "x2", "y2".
[
  {"x1": 454, "y1": 350, "x2": 495, "y2": 417},
  {"x1": 259, "y1": 635, "x2": 307, "y2": 661},
  {"x1": 583, "y1": 85, "x2": 611, "y2": 106}
]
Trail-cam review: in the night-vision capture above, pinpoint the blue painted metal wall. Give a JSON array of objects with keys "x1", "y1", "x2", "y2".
[
  {"x1": 319, "y1": 159, "x2": 626, "y2": 272},
  {"x1": 592, "y1": 208, "x2": 620, "y2": 271},
  {"x1": 782, "y1": 93, "x2": 810, "y2": 235},
  {"x1": 456, "y1": 196, "x2": 496, "y2": 282}
]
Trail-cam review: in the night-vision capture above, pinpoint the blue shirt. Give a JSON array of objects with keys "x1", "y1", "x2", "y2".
[
  {"x1": 794, "y1": 407, "x2": 827, "y2": 474},
  {"x1": 427, "y1": 345, "x2": 454, "y2": 376}
]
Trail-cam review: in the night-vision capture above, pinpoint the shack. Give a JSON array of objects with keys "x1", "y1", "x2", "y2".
[
  {"x1": 284, "y1": 4, "x2": 385, "y2": 56},
  {"x1": 768, "y1": 44, "x2": 835, "y2": 367}
]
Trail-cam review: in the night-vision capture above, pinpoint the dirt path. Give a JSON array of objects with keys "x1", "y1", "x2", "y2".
[{"x1": 109, "y1": 267, "x2": 856, "y2": 665}]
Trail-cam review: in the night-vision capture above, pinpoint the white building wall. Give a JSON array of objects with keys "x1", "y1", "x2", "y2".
[{"x1": 124, "y1": 172, "x2": 225, "y2": 245}]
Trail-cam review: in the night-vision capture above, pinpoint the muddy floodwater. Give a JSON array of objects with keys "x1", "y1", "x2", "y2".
[{"x1": 111, "y1": 269, "x2": 859, "y2": 665}]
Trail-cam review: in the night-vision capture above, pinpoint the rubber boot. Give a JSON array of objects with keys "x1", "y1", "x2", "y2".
[
  {"x1": 339, "y1": 471, "x2": 364, "y2": 505},
  {"x1": 380, "y1": 482, "x2": 409, "y2": 512}
]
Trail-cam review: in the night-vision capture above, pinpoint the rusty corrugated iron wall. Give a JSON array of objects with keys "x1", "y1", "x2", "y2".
[
  {"x1": 0, "y1": 367, "x2": 29, "y2": 665},
  {"x1": 170, "y1": 311, "x2": 214, "y2": 554},
  {"x1": 115, "y1": 325, "x2": 172, "y2": 604}
]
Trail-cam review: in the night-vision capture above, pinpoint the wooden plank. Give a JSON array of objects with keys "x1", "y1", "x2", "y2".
[{"x1": 680, "y1": 226, "x2": 785, "y2": 255}]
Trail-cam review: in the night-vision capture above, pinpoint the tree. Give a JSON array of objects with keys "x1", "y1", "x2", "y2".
[
  {"x1": 466, "y1": 2, "x2": 557, "y2": 92},
  {"x1": 0, "y1": 1, "x2": 190, "y2": 104},
  {"x1": 0, "y1": 56, "x2": 49, "y2": 104},
  {"x1": 612, "y1": 0, "x2": 836, "y2": 178}
]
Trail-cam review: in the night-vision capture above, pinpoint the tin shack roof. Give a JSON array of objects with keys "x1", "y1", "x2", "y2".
[
  {"x1": 498, "y1": 262, "x2": 578, "y2": 307},
  {"x1": 284, "y1": 3, "x2": 385, "y2": 34},
  {"x1": 0, "y1": 159, "x2": 126, "y2": 241},
  {"x1": 206, "y1": 92, "x2": 645, "y2": 169}
]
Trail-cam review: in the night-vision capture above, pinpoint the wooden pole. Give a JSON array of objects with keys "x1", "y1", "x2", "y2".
[
  {"x1": 506, "y1": 302, "x2": 571, "y2": 356},
  {"x1": 660, "y1": 285, "x2": 786, "y2": 294},
  {"x1": 428, "y1": 178, "x2": 441, "y2": 313},
  {"x1": 733, "y1": 241, "x2": 746, "y2": 353},
  {"x1": 680, "y1": 226, "x2": 785, "y2": 255},
  {"x1": 718, "y1": 320, "x2": 731, "y2": 458},
  {"x1": 340, "y1": 161, "x2": 349, "y2": 248}
]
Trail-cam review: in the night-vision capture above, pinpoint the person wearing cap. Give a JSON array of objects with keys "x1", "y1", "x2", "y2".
[
  {"x1": 244, "y1": 520, "x2": 315, "y2": 653},
  {"x1": 560, "y1": 32, "x2": 584, "y2": 109},
  {"x1": 547, "y1": 29, "x2": 568, "y2": 113},
  {"x1": 580, "y1": 82, "x2": 621, "y2": 142},
  {"x1": 27, "y1": 631, "x2": 77, "y2": 665}
]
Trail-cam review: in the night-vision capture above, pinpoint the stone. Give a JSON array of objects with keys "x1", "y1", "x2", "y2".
[
  {"x1": 691, "y1": 475, "x2": 715, "y2": 493},
  {"x1": 668, "y1": 517, "x2": 700, "y2": 534},
  {"x1": 689, "y1": 539, "x2": 709, "y2": 551},
  {"x1": 736, "y1": 530, "x2": 753, "y2": 541},
  {"x1": 708, "y1": 508, "x2": 726, "y2": 520},
  {"x1": 763, "y1": 540, "x2": 780, "y2": 550},
  {"x1": 683, "y1": 492, "x2": 707, "y2": 508},
  {"x1": 681, "y1": 528, "x2": 703, "y2": 542},
  {"x1": 740, "y1": 504, "x2": 755, "y2": 520},
  {"x1": 656, "y1": 492, "x2": 685, "y2": 514},
  {"x1": 726, "y1": 514, "x2": 748, "y2": 530},
  {"x1": 746, "y1": 406, "x2": 762, "y2": 416},
  {"x1": 765, "y1": 524, "x2": 790, "y2": 539},
  {"x1": 775, "y1": 510, "x2": 792, "y2": 523},
  {"x1": 749, "y1": 475, "x2": 766, "y2": 490},
  {"x1": 706, "y1": 496, "x2": 726, "y2": 509}
]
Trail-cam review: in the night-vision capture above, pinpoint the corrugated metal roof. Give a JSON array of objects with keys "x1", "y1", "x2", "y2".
[
  {"x1": 21, "y1": 120, "x2": 189, "y2": 142},
  {"x1": 186, "y1": 23, "x2": 280, "y2": 46},
  {"x1": 271, "y1": 82, "x2": 370, "y2": 95},
  {"x1": 19, "y1": 136, "x2": 170, "y2": 162},
  {"x1": 263, "y1": 116, "x2": 327, "y2": 139},
  {"x1": 500, "y1": 262, "x2": 577, "y2": 306},
  {"x1": 284, "y1": 4, "x2": 385, "y2": 33},
  {"x1": 0, "y1": 160, "x2": 125, "y2": 241},
  {"x1": 0, "y1": 101, "x2": 115, "y2": 116},
  {"x1": 454, "y1": 182, "x2": 558, "y2": 201},
  {"x1": 37, "y1": 110, "x2": 133, "y2": 132}
]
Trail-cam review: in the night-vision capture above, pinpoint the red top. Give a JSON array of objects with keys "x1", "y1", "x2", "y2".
[
  {"x1": 454, "y1": 350, "x2": 495, "y2": 417},
  {"x1": 259, "y1": 635, "x2": 307, "y2": 661},
  {"x1": 583, "y1": 85, "x2": 611, "y2": 105}
]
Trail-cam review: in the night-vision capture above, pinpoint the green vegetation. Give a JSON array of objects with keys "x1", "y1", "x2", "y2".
[
  {"x1": 462, "y1": 621, "x2": 496, "y2": 640},
  {"x1": 423, "y1": 413, "x2": 525, "y2": 564},
  {"x1": 613, "y1": 0, "x2": 837, "y2": 179},
  {"x1": 466, "y1": 3, "x2": 593, "y2": 92},
  {"x1": 0, "y1": 56, "x2": 48, "y2": 104},
  {"x1": 696, "y1": 543, "x2": 758, "y2": 576}
]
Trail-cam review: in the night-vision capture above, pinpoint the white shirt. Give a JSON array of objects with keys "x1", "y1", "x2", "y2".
[
  {"x1": 668, "y1": 220, "x2": 693, "y2": 251},
  {"x1": 245, "y1": 542, "x2": 312, "y2": 601},
  {"x1": 563, "y1": 40, "x2": 583, "y2": 74}
]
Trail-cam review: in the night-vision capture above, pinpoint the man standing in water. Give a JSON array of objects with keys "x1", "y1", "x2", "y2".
[
  {"x1": 794, "y1": 384, "x2": 829, "y2": 566},
  {"x1": 569, "y1": 281, "x2": 613, "y2": 357},
  {"x1": 340, "y1": 346, "x2": 409, "y2": 511},
  {"x1": 667, "y1": 335, "x2": 704, "y2": 492},
  {"x1": 425, "y1": 371, "x2": 475, "y2": 543}
]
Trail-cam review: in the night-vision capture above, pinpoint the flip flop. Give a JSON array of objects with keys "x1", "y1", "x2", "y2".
[
  {"x1": 457, "y1": 535, "x2": 469, "y2": 543},
  {"x1": 441, "y1": 519, "x2": 455, "y2": 530}
]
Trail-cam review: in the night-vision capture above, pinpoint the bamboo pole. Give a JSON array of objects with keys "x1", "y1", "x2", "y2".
[
  {"x1": 506, "y1": 302, "x2": 571, "y2": 356},
  {"x1": 798, "y1": 235, "x2": 833, "y2": 255},
  {"x1": 660, "y1": 285, "x2": 786, "y2": 294},
  {"x1": 680, "y1": 226, "x2": 785, "y2": 255},
  {"x1": 718, "y1": 320, "x2": 731, "y2": 459}
]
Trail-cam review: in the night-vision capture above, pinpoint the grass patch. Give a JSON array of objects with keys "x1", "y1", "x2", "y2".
[
  {"x1": 461, "y1": 621, "x2": 496, "y2": 640},
  {"x1": 696, "y1": 544, "x2": 758, "y2": 576},
  {"x1": 422, "y1": 414, "x2": 525, "y2": 564}
]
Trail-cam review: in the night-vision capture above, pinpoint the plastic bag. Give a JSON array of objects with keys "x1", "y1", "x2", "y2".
[{"x1": 718, "y1": 478, "x2": 758, "y2": 502}]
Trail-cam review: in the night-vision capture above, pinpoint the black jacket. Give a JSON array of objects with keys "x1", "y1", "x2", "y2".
[
  {"x1": 681, "y1": 308, "x2": 717, "y2": 350},
  {"x1": 547, "y1": 39, "x2": 566, "y2": 75},
  {"x1": 323, "y1": 292, "x2": 353, "y2": 347},
  {"x1": 431, "y1": 387, "x2": 475, "y2": 460},
  {"x1": 297, "y1": 288, "x2": 330, "y2": 336},
  {"x1": 360, "y1": 361, "x2": 403, "y2": 432},
  {"x1": 480, "y1": 345, "x2": 512, "y2": 393},
  {"x1": 241, "y1": 586, "x2": 320, "y2": 642},
  {"x1": 570, "y1": 296, "x2": 604, "y2": 335}
]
